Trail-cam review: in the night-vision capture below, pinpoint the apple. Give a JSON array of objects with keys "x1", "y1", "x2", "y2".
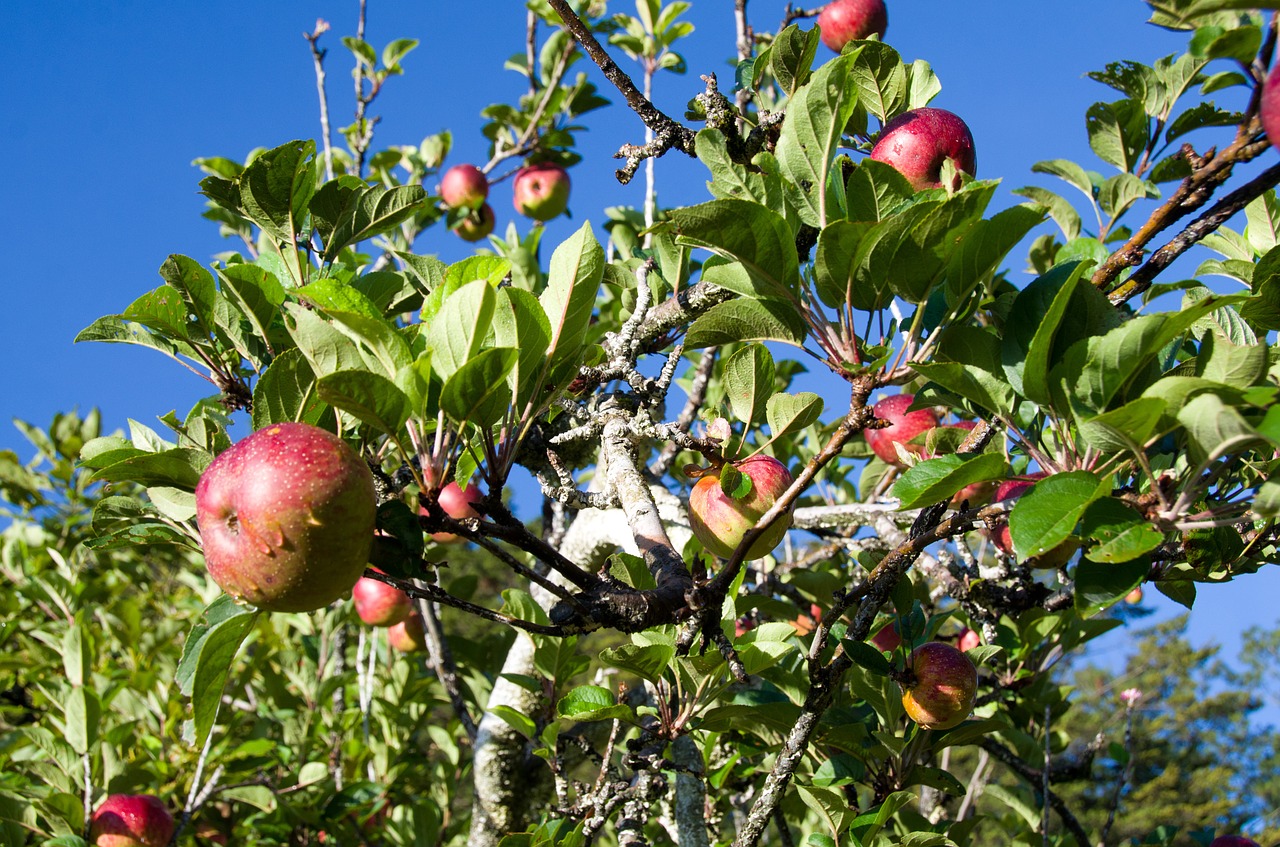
[
  {"x1": 195, "y1": 422, "x2": 377, "y2": 613},
  {"x1": 688, "y1": 455, "x2": 794, "y2": 560},
  {"x1": 440, "y1": 163, "x2": 488, "y2": 209},
  {"x1": 454, "y1": 203, "x2": 495, "y2": 242},
  {"x1": 870, "y1": 621, "x2": 901, "y2": 652},
  {"x1": 425, "y1": 480, "x2": 485, "y2": 543},
  {"x1": 900, "y1": 641, "x2": 978, "y2": 730},
  {"x1": 816, "y1": 0, "x2": 887, "y2": 52},
  {"x1": 1261, "y1": 65, "x2": 1280, "y2": 154},
  {"x1": 388, "y1": 612, "x2": 428, "y2": 652},
  {"x1": 956, "y1": 627, "x2": 981, "y2": 652},
  {"x1": 352, "y1": 569, "x2": 413, "y2": 627},
  {"x1": 869, "y1": 107, "x2": 977, "y2": 192},
  {"x1": 1208, "y1": 837, "x2": 1261, "y2": 847},
  {"x1": 1124, "y1": 586, "x2": 1144, "y2": 605},
  {"x1": 89, "y1": 794, "x2": 175, "y2": 847},
  {"x1": 734, "y1": 616, "x2": 755, "y2": 638},
  {"x1": 513, "y1": 162, "x2": 571, "y2": 221},
  {"x1": 864, "y1": 394, "x2": 939, "y2": 466}
]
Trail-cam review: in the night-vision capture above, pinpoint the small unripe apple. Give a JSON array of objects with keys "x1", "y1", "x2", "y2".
[
  {"x1": 901, "y1": 641, "x2": 978, "y2": 730},
  {"x1": 956, "y1": 627, "x2": 981, "y2": 652},
  {"x1": 1124, "y1": 586, "x2": 1143, "y2": 605},
  {"x1": 865, "y1": 394, "x2": 939, "y2": 466},
  {"x1": 440, "y1": 163, "x2": 488, "y2": 209},
  {"x1": 454, "y1": 203, "x2": 495, "y2": 242},
  {"x1": 425, "y1": 480, "x2": 484, "y2": 544},
  {"x1": 1261, "y1": 66, "x2": 1280, "y2": 154},
  {"x1": 513, "y1": 162, "x2": 571, "y2": 222},
  {"x1": 195, "y1": 423, "x2": 377, "y2": 613},
  {"x1": 870, "y1": 107, "x2": 976, "y2": 192},
  {"x1": 89, "y1": 794, "x2": 175, "y2": 847},
  {"x1": 388, "y1": 612, "x2": 428, "y2": 652},
  {"x1": 816, "y1": 0, "x2": 887, "y2": 52},
  {"x1": 1208, "y1": 837, "x2": 1261, "y2": 847},
  {"x1": 688, "y1": 455, "x2": 794, "y2": 560},
  {"x1": 352, "y1": 569, "x2": 413, "y2": 627},
  {"x1": 871, "y1": 621, "x2": 901, "y2": 652}
]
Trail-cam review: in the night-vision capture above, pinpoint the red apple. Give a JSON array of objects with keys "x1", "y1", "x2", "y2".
[
  {"x1": 901, "y1": 641, "x2": 978, "y2": 730},
  {"x1": 735, "y1": 616, "x2": 755, "y2": 638},
  {"x1": 870, "y1": 621, "x2": 901, "y2": 652},
  {"x1": 870, "y1": 107, "x2": 977, "y2": 192},
  {"x1": 388, "y1": 612, "x2": 428, "y2": 652},
  {"x1": 1209, "y1": 838, "x2": 1261, "y2": 847},
  {"x1": 865, "y1": 394, "x2": 939, "y2": 466},
  {"x1": 440, "y1": 163, "x2": 488, "y2": 209},
  {"x1": 195, "y1": 423, "x2": 377, "y2": 613},
  {"x1": 425, "y1": 480, "x2": 484, "y2": 543},
  {"x1": 816, "y1": 0, "x2": 887, "y2": 52},
  {"x1": 1261, "y1": 65, "x2": 1280, "y2": 154},
  {"x1": 688, "y1": 455, "x2": 794, "y2": 560},
  {"x1": 956, "y1": 627, "x2": 981, "y2": 652},
  {"x1": 513, "y1": 162, "x2": 571, "y2": 222},
  {"x1": 1124, "y1": 586, "x2": 1144, "y2": 605},
  {"x1": 89, "y1": 794, "x2": 175, "y2": 847},
  {"x1": 454, "y1": 203, "x2": 495, "y2": 242},
  {"x1": 352, "y1": 569, "x2": 413, "y2": 627}
]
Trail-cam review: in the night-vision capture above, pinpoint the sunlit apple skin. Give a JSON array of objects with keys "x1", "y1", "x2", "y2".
[
  {"x1": 871, "y1": 621, "x2": 901, "y2": 652},
  {"x1": 352, "y1": 569, "x2": 413, "y2": 627},
  {"x1": 195, "y1": 423, "x2": 376, "y2": 613},
  {"x1": 89, "y1": 794, "x2": 175, "y2": 847},
  {"x1": 440, "y1": 163, "x2": 488, "y2": 209},
  {"x1": 1209, "y1": 837, "x2": 1261, "y2": 847},
  {"x1": 816, "y1": 0, "x2": 887, "y2": 52},
  {"x1": 388, "y1": 612, "x2": 428, "y2": 652},
  {"x1": 870, "y1": 107, "x2": 977, "y2": 192},
  {"x1": 513, "y1": 162, "x2": 570, "y2": 221},
  {"x1": 956, "y1": 627, "x2": 981, "y2": 652},
  {"x1": 454, "y1": 203, "x2": 495, "y2": 242},
  {"x1": 426, "y1": 481, "x2": 484, "y2": 544},
  {"x1": 901, "y1": 642, "x2": 978, "y2": 730},
  {"x1": 865, "y1": 394, "x2": 939, "y2": 466},
  {"x1": 688, "y1": 456, "x2": 794, "y2": 560},
  {"x1": 1124, "y1": 586, "x2": 1144, "y2": 605},
  {"x1": 1261, "y1": 65, "x2": 1280, "y2": 154}
]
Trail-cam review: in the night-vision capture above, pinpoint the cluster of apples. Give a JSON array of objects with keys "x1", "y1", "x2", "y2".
[{"x1": 438, "y1": 158, "x2": 572, "y2": 241}]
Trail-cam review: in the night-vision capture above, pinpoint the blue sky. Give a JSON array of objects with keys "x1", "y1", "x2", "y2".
[{"x1": 1, "y1": 2, "x2": 1277, "y2": 716}]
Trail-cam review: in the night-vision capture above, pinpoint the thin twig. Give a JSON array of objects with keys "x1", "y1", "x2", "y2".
[
  {"x1": 304, "y1": 20, "x2": 335, "y2": 182},
  {"x1": 416, "y1": 596, "x2": 479, "y2": 739}
]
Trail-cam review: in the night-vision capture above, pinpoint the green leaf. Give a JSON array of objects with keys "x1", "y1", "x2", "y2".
[
  {"x1": 770, "y1": 23, "x2": 820, "y2": 98},
  {"x1": 157, "y1": 254, "x2": 220, "y2": 340},
  {"x1": 556, "y1": 685, "x2": 634, "y2": 723},
  {"x1": 320, "y1": 183, "x2": 427, "y2": 261},
  {"x1": 814, "y1": 220, "x2": 877, "y2": 309},
  {"x1": 252, "y1": 348, "x2": 332, "y2": 429},
  {"x1": 846, "y1": 159, "x2": 915, "y2": 222},
  {"x1": 1076, "y1": 397, "x2": 1168, "y2": 453},
  {"x1": 493, "y1": 287, "x2": 553, "y2": 411},
  {"x1": 296, "y1": 277, "x2": 411, "y2": 377},
  {"x1": 175, "y1": 596, "x2": 259, "y2": 749},
  {"x1": 1081, "y1": 498, "x2": 1165, "y2": 563},
  {"x1": 147, "y1": 486, "x2": 197, "y2": 522},
  {"x1": 62, "y1": 625, "x2": 91, "y2": 688},
  {"x1": 425, "y1": 278, "x2": 497, "y2": 382},
  {"x1": 944, "y1": 204, "x2": 1047, "y2": 307},
  {"x1": 850, "y1": 41, "x2": 907, "y2": 123},
  {"x1": 86, "y1": 448, "x2": 210, "y2": 490},
  {"x1": 1177, "y1": 391, "x2": 1276, "y2": 462},
  {"x1": 723, "y1": 344, "x2": 776, "y2": 427},
  {"x1": 1098, "y1": 173, "x2": 1159, "y2": 220},
  {"x1": 892, "y1": 453, "x2": 1008, "y2": 510},
  {"x1": 765, "y1": 392, "x2": 824, "y2": 441},
  {"x1": 235, "y1": 139, "x2": 317, "y2": 248},
  {"x1": 1086, "y1": 99, "x2": 1149, "y2": 172},
  {"x1": 1000, "y1": 260, "x2": 1098, "y2": 406},
  {"x1": 1009, "y1": 471, "x2": 1109, "y2": 559},
  {"x1": 672, "y1": 200, "x2": 800, "y2": 299},
  {"x1": 283, "y1": 302, "x2": 366, "y2": 378},
  {"x1": 62, "y1": 688, "x2": 99, "y2": 755},
  {"x1": 440, "y1": 347, "x2": 517, "y2": 427},
  {"x1": 685, "y1": 297, "x2": 808, "y2": 349},
  {"x1": 599, "y1": 643, "x2": 676, "y2": 683},
  {"x1": 540, "y1": 223, "x2": 605, "y2": 372},
  {"x1": 316, "y1": 370, "x2": 411, "y2": 436},
  {"x1": 775, "y1": 50, "x2": 860, "y2": 226},
  {"x1": 697, "y1": 129, "x2": 783, "y2": 208},
  {"x1": 1075, "y1": 556, "x2": 1151, "y2": 617},
  {"x1": 216, "y1": 263, "x2": 286, "y2": 347},
  {"x1": 491, "y1": 705, "x2": 537, "y2": 739},
  {"x1": 1011, "y1": 185, "x2": 1083, "y2": 241},
  {"x1": 1031, "y1": 158, "x2": 1096, "y2": 202}
]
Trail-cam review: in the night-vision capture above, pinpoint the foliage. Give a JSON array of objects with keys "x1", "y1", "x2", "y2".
[{"x1": 4, "y1": 0, "x2": 1280, "y2": 845}]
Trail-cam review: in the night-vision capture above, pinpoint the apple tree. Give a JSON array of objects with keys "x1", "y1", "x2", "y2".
[{"x1": 4, "y1": 0, "x2": 1280, "y2": 845}]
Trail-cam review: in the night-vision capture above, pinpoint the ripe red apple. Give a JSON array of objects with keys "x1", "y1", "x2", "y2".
[
  {"x1": 1209, "y1": 837, "x2": 1261, "y2": 847},
  {"x1": 425, "y1": 480, "x2": 484, "y2": 543},
  {"x1": 89, "y1": 794, "x2": 175, "y2": 847},
  {"x1": 865, "y1": 394, "x2": 939, "y2": 466},
  {"x1": 869, "y1": 107, "x2": 977, "y2": 192},
  {"x1": 1261, "y1": 66, "x2": 1280, "y2": 154},
  {"x1": 352, "y1": 569, "x2": 413, "y2": 627},
  {"x1": 816, "y1": 0, "x2": 887, "y2": 52},
  {"x1": 734, "y1": 616, "x2": 755, "y2": 638},
  {"x1": 870, "y1": 621, "x2": 901, "y2": 652},
  {"x1": 956, "y1": 627, "x2": 981, "y2": 652},
  {"x1": 513, "y1": 162, "x2": 571, "y2": 222},
  {"x1": 454, "y1": 203, "x2": 495, "y2": 242},
  {"x1": 440, "y1": 163, "x2": 488, "y2": 209},
  {"x1": 195, "y1": 422, "x2": 377, "y2": 613},
  {"x1": 688, "y1": 455, "x2": 794, "y2": 560},
  {"x1": 388, "y1": 612, "x2": 428, "y2": 652},
  {"x1": 901, "y1": 641, "x2": 978, "y2": 730}
]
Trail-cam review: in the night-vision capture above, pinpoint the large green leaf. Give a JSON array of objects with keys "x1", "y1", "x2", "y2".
[
  {"x1": 723, "y1": 344, "x2": 776, "y2": 427},
  {"x1": 684, "y1": 297, "x2": 808, "y2": 349},
  {"x1": 235, "y1": 139, "x2": 317, "y2": 249},
  {"x1": 672, "y1": 199, "x2": 800, "y2": 300},
  {"x1": 319, "y1": 183, "x2": 428, "y2": 261},
  {"x1": 1009, "y1": 471, "x2": 1109, "y2": 560},
  {"x1": 892, "y1": 453, "x2": 1008, "y2": 510},
  {"x1": 425, "y1": 278, "x2": 497, "y2": 382},
  {"x1": 775, "y1": 49, "x2": 860, "y2": 226},
  {"x1": 493, "y1": 287, "x2": 553, "y2": 412},
  {"x1": 176, "y1": 596, "x2": 259, "y2": 750},
  {"x1": 540, "y1": 223, "x2": 605, "y2": 372},
  {"x1": 440, "y1": 347, "x2": 517, "y2": 428},
  {"x1": 252, "y1": 348, "x2": 332, "y2": 429},
  {"x1": 316, "y1": 370, "x2": 412, "y2": 436}
]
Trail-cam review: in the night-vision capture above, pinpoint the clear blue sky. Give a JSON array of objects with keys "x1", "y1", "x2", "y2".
[{"x1": 1, "y1": 2, "x2": 1276, "y2": 715}]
